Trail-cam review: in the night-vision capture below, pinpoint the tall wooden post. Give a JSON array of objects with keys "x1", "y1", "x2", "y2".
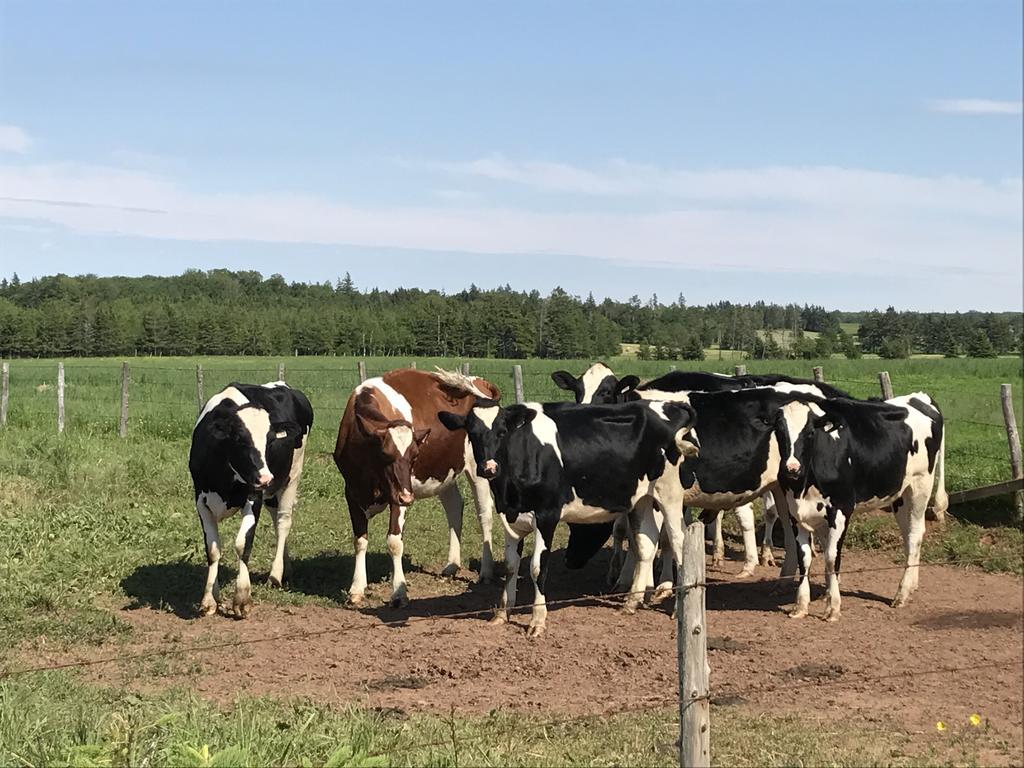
[
  {"x1": 812, "y1": 365, "x2": 824, "y2": 382},
  {"x1": 358, "y1": 360, "x2": 367, "y2": 382},
  {"x1": 277, "y1": 362, "x2": 285, "y2": 382},
  {"x1": 461, "y1": 362, "x2": 471, "y2": 376},
  {"x1": 878, "y1": 371, "x2": 893, "y2": 400},
  {"x1": 513, "y1": 364, "x2": 524, "y2": 404},
  {"x1": 196, "y1": 364, "x2": 205, "y2": 414},
  {"x1": 410, "y1": 361, "x2": 417, "y2": 370},
  {"x1": 0, "y1": 362, "x2": 8, "y2": 428},
  {"x1": 57, "y1": 362, "x2": 65, "y2": 434},
  {"x1": 118, "y1": 362, "x2": 130, "y2": 438},
  {"x1": 733, "y1": 364, "x2": 746, "y2": 376},
  {"x1": 678, "y1": 520, "x2": 710, "y2": 768},
  {"x1": 1001, "y1": 384, "x2": 1023, "y2": 521}
]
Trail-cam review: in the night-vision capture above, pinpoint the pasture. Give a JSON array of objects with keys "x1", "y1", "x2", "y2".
[{"x1": 1, "y1": 355, "x2": 1022, "y2": 766}]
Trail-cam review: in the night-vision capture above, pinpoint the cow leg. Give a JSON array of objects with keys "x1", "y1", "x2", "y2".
[
  {"x1": 268, "y1": 441, "x2": 304, "y2": 587},
  {"x1": 652, "y1": 482, "x2": 686, "y2": 605},
  {"x1": 386, "y1": 503, "x2": 409, "y2": 608},
  {"x1": 197, "y1": 498, "x2": 222, "y2": 616},
  {"x1": 710, "y1": 510, "x2": 725, "y2": 567},
  {"x1": 613, "y1": 517, "x2": 637, "y2": 593},
  {"x1": 823, "y1": 508, "x2": 849, "y2": 622},
  {"x1": 623, "y1": 499, "x2": 659, "y2": 614},
  {"x1": 606, "y1": 515, "x2": 628, "y2": 587},
  {"x1": 779, "y1": 494, "x2": 799, "y2": 579},
  {"x1": 893, "y1": 487, "x2": 928, "y2": 607},
  {"x1": 653, "y1": 514, "x2": 675, "y2": 602},
  {"x1": 527, "y1": 516, "x2": 557, "y2": 638},
  {"x1": 788, "y1": 521, "x2": 813, "y2": 619},
  {"x1": 439, "y1": 483, "x2": 464, "y2": 578},
  {"x1": 761, "y1": 490, "x2": 778, "y2": 566},
  {"x1": 734, "y1": 503, "x2": 758, "y2": 578},
  {"x1": 347, "y1": 493, "x2": 370, "y2": 606},
  {"x1": 232, "y1": 498, "x2": 262, "y2": 619},
  {"x1": 466, "y1": 472, "x2": 496, "y2": 582},
  {"x1": 493, "y1": 515, "x2": 530, "y2": 624}
]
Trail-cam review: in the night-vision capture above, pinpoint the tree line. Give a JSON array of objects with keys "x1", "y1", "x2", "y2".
[{"x1": 0, "y1": 270, "x2": 1018, "y2": 360}]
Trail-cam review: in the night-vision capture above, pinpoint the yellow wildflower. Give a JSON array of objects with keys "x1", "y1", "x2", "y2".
[
  {"x1": 936, "y1": 721, "x2": 947, "y2": 732},
  {"x1": 969, "y1": 714, "x2": 982, "y2": 727}
]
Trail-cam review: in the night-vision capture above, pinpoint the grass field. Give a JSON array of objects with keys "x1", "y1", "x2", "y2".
[{"x1": 1, "y1": 354, "x2": 1021, "y2": 766}]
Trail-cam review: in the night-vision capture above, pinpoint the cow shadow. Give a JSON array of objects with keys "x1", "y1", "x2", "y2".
[{"x1": 121, "y1": 561, "x2": 212, "y2": 618}]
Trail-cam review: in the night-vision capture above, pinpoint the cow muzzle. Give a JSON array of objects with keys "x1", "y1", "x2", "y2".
[
  {"x1": 398, "y1": 489, "x2": 415, "y2": 505},
  {"x1": 480, "y1": 459, "x2": 498, "y2": 479},
  {"x1": 256, "y1": 471, "x2": 274, "y2": 489}
]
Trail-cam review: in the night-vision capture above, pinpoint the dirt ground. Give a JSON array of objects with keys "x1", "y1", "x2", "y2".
[{"x1": 27, "y1": 544, "x2": 1024, "y2": 758}]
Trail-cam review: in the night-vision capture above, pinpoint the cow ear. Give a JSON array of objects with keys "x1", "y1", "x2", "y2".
[
  {"x1": 509, "y1": 408, "x2": 537, "y2": 430},
  {"x1": 616, "y1": 375, "x2": 640, "y2": 396},
  {"x1": 438, "y1": 411, "x2": 466, "y2": 431},
  {"x1": 414, "y1": 428, "x2": 431, "y2": 445},
  {"x1": 551, "y1": 371, "x2": 581, "y2": 395},
  {"x1": 354, "y1": 390, "x2": 390, "y2": 437},
  {"x1": 208, "y1": 414, "x2": 234, "y2": 441},
  {"x1": 271, "y1": 420, "x2": 304, "y2": 448}
]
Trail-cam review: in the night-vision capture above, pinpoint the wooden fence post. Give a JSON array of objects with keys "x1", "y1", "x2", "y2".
[
  {"x1": 812, "y1": 365, "x2": 824, "y2": 382},
  {"x1": 461, "y1": 362, "x2": 471, "y2": 376},
  {"x1": 410, "y1": 361, "x2": 417, "y2": 370},
  {"x1": 1001, "y1": 384, "x2": 1023, "y2": 521},
  {"x1": 277, "y1": 362, "x2": 285, "y2": 382},
  {"x1": 0, "y1": 362, "x2": 8, "y2": 428},
  {"x1": 118, "y1": 362, "x2": 130, "y2": 438},
  {"x1": 678, "y1": 520, "x2": 710, "y2": 768},
  {"x1": 878, "y1": 371, "x2": 893, "y2": 400},
  {"x1": 358, "y1": 360, "x2": 367, "y2": 382},
  {"x1": 734, "y1": 365, "x2": 746, "y2": 376},
  {"x1": 57, "y1": 362, "x2": 65, "y2": 434},
  {"x1": 196, "y1": 364, "x2": 204, "y2": 414},
  {"x1": 513, "y1": 364, "x2": 524, "y2": 404}
]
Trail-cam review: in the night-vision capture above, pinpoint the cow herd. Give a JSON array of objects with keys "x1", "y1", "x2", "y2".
[{"x1": 189, "y1": 363, "x2": 947, "y2": 635}]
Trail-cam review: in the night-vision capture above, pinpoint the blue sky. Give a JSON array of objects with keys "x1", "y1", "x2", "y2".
[{"x1": 1, "y1": 1, "x2": 1021, "y2": 310}]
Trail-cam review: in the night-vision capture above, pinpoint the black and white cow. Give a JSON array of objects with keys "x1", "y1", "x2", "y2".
[
  {"x1": 189, "y1": 382, "x2": 314, "y2": 618},
  {"x1": 554, "y1": 364, "x2": 848, "y2": 580},
  {"x1": 439, "y1": 399, "x2": 697, "y2": 637},
  {"x1": 777, "y1": 393, "x2": 947, "y2": 621}
]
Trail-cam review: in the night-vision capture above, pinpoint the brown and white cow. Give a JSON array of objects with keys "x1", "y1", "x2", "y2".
[{"x1": 333, "y1": 368, "x2": 500, "y2": 607}]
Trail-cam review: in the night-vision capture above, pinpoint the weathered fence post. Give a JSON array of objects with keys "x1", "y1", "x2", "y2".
[
  {"x1": 678, "y1": 520, "x2": 710, "y2": 768},
  {"x1": 196, "y1": 364, "x2": 205, "y2": 414},
  {"x1": 513, "y1": 364, "x2": 524, "y2": 404},
  {"x1": 277, "y1": 362, "x2": 285, "y2": 382},
  {"x1": 812, "y1": 365, "x2": 824, "y2": 382},
  {"x1": 0, "y1": 362, "x2": 8, "y2": 428},
  {"x1": 410, "y1": 361, "x2": 417, "y2": 370},
  {"x1": 1001, "y1": 384, "x2": 1023, "y2": 521},
  {"x1": 461, "y1": 362, "x2": 471, "y2": 376},
  {"x1": 57, "y1": 362, "x2": 65, "y2": 434},
  {"x1": 734, "y1": 364, "x2": 746, "y2": 376},
  {"x1": 357, "y1": 360, "x2": 367, "y2": 382},
  {"x1": 118, "y1": 362, "x2": 130, "y2": 438},
  {"x1": 878, "y1": 371, "x2": 893, "y2": 400}
]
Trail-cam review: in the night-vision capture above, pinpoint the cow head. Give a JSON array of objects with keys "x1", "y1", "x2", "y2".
[
  {"x1": 774, "y1": 397, "x2": 828, "y2": 491},
  {"x1": 438, "y1": 399, "x2": 533, "y2": 480},
  {"x1": 551, "y1": 363, "x2": 640, "y2": 404},
  {"x1": 354, "y1": 390, "x2": 429, "y2": 506},
  {"x1": 206, "y1": 403, "x2": 279, "y2": 490}
]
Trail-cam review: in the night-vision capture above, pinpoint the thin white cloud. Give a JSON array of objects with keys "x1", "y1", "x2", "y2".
[
  {"x1": 0, "y1": 124, "x2": 32, "y2": 153},
  {"x1": 929, "y1": 99, "x2": 1023, "y2": 115},
  {"x1": 0, "y1": 160, "x2": 1019, "y2": 292}
]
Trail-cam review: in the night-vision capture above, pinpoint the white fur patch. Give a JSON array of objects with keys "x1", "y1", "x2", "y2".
[
  {"x1": 262, "y1": 381, "x2": 287, "y2": 388},
  {"x1": 580, "y1": 363, "x2": 614, "y2": 403},
  {"x1": 389, "y1": 424, "x2": 413, "y2": 455},
  {"x1": 196, "y1": 386, "x2": 249, "y2": 426},
  {"x1": 647, "y1": 401, "x2": 671, "y2": 421},
  {"x1": 236, "y1": 406, "x2": 272, "y2": 475},
  {"x1": 525, "y1": 403, "x2": 562, "y2": 464},
  {"x1": 474, "y1": 404, "x2": 499, "y2": 428},
  {"x1": 356, "y1": 378, "x2": 413, "y2": 421}
]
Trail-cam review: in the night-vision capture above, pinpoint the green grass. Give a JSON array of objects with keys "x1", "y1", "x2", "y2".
[
  {"x1": 1, "y1": 672, "x2": 1004, "y2": 767},
  {"x1": 0, "y1": 355, "x2": 1021, "y2": 766}
]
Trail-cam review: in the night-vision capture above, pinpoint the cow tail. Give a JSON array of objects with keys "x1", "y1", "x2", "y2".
[{"x1": 931, "y1": 423, "x2": 948, "y2": 523}]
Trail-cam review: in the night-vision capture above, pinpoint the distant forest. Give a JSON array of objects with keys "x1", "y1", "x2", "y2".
[{"x1": 0, "y1": 270, "x2": 1019, "y2": 360}]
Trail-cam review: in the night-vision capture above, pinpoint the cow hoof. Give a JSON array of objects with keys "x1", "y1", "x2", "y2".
[
  {"x1": 736, "y1": 566, "x2": 757, "y2": 579},
  {"x1": 233, "y1": 599, "x2": 252, "y2": 619},
  {"x1": 477, "y1": 573, "x2": 494, "y2": 585},
  {"x1": 825, "y1": 611, "x2": 841, "y2": 623},
  {"x1": 761, "y1": 552, "x2": 776, "y2": 567},
  {"x1": 526, "y1": 623, "x2": 545, "y2": 638},
  {"x1": 651, "y1": 584, "x2": 674, "y2": 604},
  {"x1": 891, "y1": 595, "x2": 908, "y2": 609},
  {"x1": 199, "y1": 597, "x2": 218, "y2": 617},
  {"x1": 441, "y1": 562, "x2": 460, "y2": 578},
  {"x1": 622, "y1": 599, "x2": 642, "y2": 615},
  {"x1": 788, "y1": 607, "x2": 808, "y2": 619},
  {"x1": 388, "y1": 595, "x2": 409, "y2": 609},
  {"x1": 268, "y1": 573, "x2": 284, "y2": 588},
  {"x1": 489, "y1": 610, "x2": 508, "y2": 625},
  {"x1": 710, "y1": 555, "x2": 724, "y2": 568},
  {"x1": 346, "y1": 593, "x2": 366, "y2": 607}
]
